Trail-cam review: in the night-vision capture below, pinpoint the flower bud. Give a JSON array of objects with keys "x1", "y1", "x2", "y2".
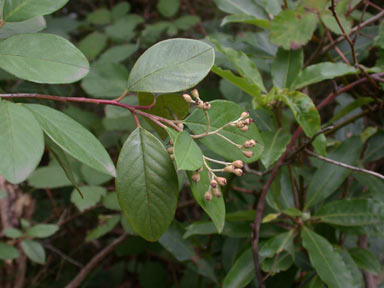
[
  {"x1": 236, "y1": 121, "x2": 245, "y2": 128},
  {"x1": 177, "y1": 122, "x2": 184, "y2": 130},
  {"x1": 204, "y1": 190, "x2": 212, "y2": 201},
  {"x1": 234, "y1": 169, "x2": 243, "y2": 176},
  {"x1": 216, "y1": 177, "x2": 227, "y2": 186},
  {"x1": 191, "y1": 89, "x2": 200, "y2": 99},
  {"x1": 232, "y1": 160, "x2": 244, "y2": 168},
  {"x1": 213, "y1": 187, "x2": 221, "y2": 197},
  {"x1": 182, "y1": 94, "x2": 193, "y2": 103},
  {"x1": 240, "y1": 126, "x2": 249, "y2": 132},
  {"x1": 241, "y1": 111, "x2": 249, "y2": 119},
  {"x1": 169, "y1": 139, "x2": 174, "y2": 146},
  {"x1": 203, "y1": 102, "x2": 211, "y2": 110},
  {"x1": 243, "y1": 139, "x2": 256, "y2": 148},
  {"x1": 167, "y1": 147, "x2": 174, "y2": 154},
  {"x1": 243, "y1": 118, "x2": 251, "y2": 125},
  {"x1": 170, "y1": 154, "x2": 175, "y2": 161},
  {"x1": 242, "y1": 150, "x2": 253, "y2": 158},
  {"x1": 191, "y1": 172, "x2": 200, "y2": 183},
  {"x1": 224, "y1": 165, "x2": 235, "y2": 173},
  {"x1": 210, "y1": 179, "x2": 217, "y2": 188}
]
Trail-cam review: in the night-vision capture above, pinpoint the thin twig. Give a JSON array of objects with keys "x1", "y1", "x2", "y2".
[
  {"x1": 44, "y1": 244, "x2": 84, "y2": 268},
  {"x1": 305, "y1": 149, "x2": 384, "y2": 181}
]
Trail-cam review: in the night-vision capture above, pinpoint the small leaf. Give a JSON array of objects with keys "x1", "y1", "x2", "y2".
[
  {"x1": 28, "y1": 166, "x2": 73, "y2": 188},
  {"x1": 70, "y1": 186, "x2": 106, "y2": 212},
  {"x1": 99, "y1": 44, "x2": 137, "y2": 63},
  {"x1": 4, "y1": 228, "x2": 22, "y2": 238},
  {"x1": 3, "y1": 0, "x2": 69, "y2": 22},
  {"x1": 272, "y1": 48, "x2": 303, "y2": 88},
  {"x1": 315, "y1": 199, "x2": 384, "y2": 226},
  {"x1": 363, "y1": 131, "x2": 384, "y2": 162},
  {"x1": 102, "y1": 192, "x2": 120, "y2": 211},
  {"x1": 261, "y1": 128, "x2": 291, "y2": 169},
  {"x1": 86, "y1": 215, "x2": 121, "y2": 242},
  {"x1": 21, "y1": 240, "x2": 45, "y2": 264},
  {"x1": 0, "y1": 16, "x2": 46, "y2": 39},
  {"x1": 86, "y1": 8, "x2": 112, "y2": 25},
  {"x1": 78, "y1": 32, "x2": 107, "y2": 61},
  {"x1": 328, "y1": 97, "x2": 374, "y2": 125},
  {"x1": 349, "y1": 247, "x2": 381, "y2": 275},
  {"x1": 214, "y1": 0, "x2": 268, "y2": 19},
  {"x1": 116, "y1": 128, "x2": 179, "y2": 241},
  {"x1": 223, "y1": 248, "x2": 254, "y2": 288},
  {"x1": 174, "y1": 15, "x2": 200, "y2": 30},
  {"x1": 26, "y1": 104, "x2": 116, "y2": 177},
  {"x1": 0, "y1": 33, "x2": 89, "y2": 84},
  {"x1": 0, "y1": 101, "x2": 44, "y2": 184},
  {"x1": 157, "y1": 0, "x2": 179, "y2": 18},
  {"x1": 221, "y1": 14, "x2": 270, "y2": 29},
  {"x1": 292, "y1": 62, "x2": 358, "y2": 89},
  {"x1": 259, "y1": 230, "x2": 295, "y2": 258},
  {"x1": 27, "y1": 224, "x2": 59, "y2": 238},
  {"x1": 127, "y1": 38, "x2": 214, "y2": 93},
  {"x1": 111, "y1": 2, "x2": 131, "y2": 20},
  {"x1": 174, "y1": 131, "x2": 204, "y2": 171},
  {"x1": 187, "y1": 166, "x2": 225, "y2": 233},
  {"x1": 261, "y1": 252, "x2": 293, "y2": 273},
  {"x1": 0, "y1": 242, "x2": 20, "y2": 260},
  {"x1": 105, "y1": 14, "x2": 143, "y2": 42},
  {"x1": 301, "y1": 226, "x2": 355, "y2": 288},
  {"x1": 321, "y1": 10, "x2": 352, "y2": 35}
]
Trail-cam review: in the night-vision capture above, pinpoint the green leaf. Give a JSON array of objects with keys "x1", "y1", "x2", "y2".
[
  {"x1": 187, "y1": 166, "x2": 225, "y2": 233},
  {"x1": 266, "y1": 167, "x2": 295, "y2": 211},
  {"x1": 173, "y1": 131, "x2": 204, "y2": 171},
  {"x1": 339, "y1": 249, "x2": 364, "y2": 288},
  {"x1": 4, "y1": 228, "x2": 22, "y2": 238},
  {"x1": 185, "y1": 100, "x2": 264, "y2": 163},
  {"x1": 223, "y1": 248, "x2": 254, "y2": 288},
  {"x1": 28, "y1": 166, "x2": 73, "y2": 188},
  {"x1": 99, "y1": 44, "x2": 137, "y2": 63},
  {"x1": 116, "y1": 128, "x2": 179, "y2": 241},
  {"x1": 375, "y1": 22, "x2": 384, "y2": 48},
  {"x1": 261, "y1": 252, "x2": 293, "y2": 273},
  {"x1": 26, "y1": 104, "x2": 116, "y2": 177},
  {"x1": 211, "y1": 38, "x2": 266, "y2": 92},
  {"x1": 259, "y1": 230, "x2": 295, "y2": 258},
  {"x1": 127, "y1": 38, "x2": 215, "y2": 93},
  {"x1": 315, "y1": 199, "x2": 384, "y2": 227},
  {"x1": 105, "y1": 14, "x2": 143, "y2": 42},
  {"x1": 111, "y1": 2, "x2": 130, "y2": 21},
  {"x1": 0, "y1": 243, "x2": 20, "y2": 260},
  {"x1": 21, "y1": 240, "x2": 45, "y2": 264},
  {"x1": 27, "y1": 224, "x2": 59, "y2": 238},
  {"x1": 348, "y1": 247, "x2": 381, "y2": 275},
  {"x1": 0, "y1": 101, "x2": 44, "y2": 184},
  {"x1": 86, "y1": 8, "x2": 112, "y2": 25},
  {"x1": 86, "y1": 215, "x2": 121, "y2": 242},
  {"x1": 138, "y1": 92, "x2": 189, "y2": 139},
  {"x1": 102, "y1": 192, "x2": 120, "y2": 211},
  {"x1": 304, "y1": 276, "x2": 325, "y2": 288},
  {"x1": 214, "y1": 0, "x2": 268, "y2": 19},
  {"x1": 80, "y1": 165, "x2": 113, "y2": 185},
  {"x1": 2, "y1": 0, "x2": 69, "y2": 22},
  {"x1": 157, "y1": 0, "x2": 179, "y2": 18},
  {"x1": 184, "y1": 221, "x2": 251, "y2": 238},
  {"x1": 301, "y1": 226, "x2": 355, "y2": 288},
  {"x1": 292, "y1": 62, "x2": 358, "y2": 89},
  {"x1": 0, "y1": 16, "x2": 46, "y2": 39},
  {"x1": 174, "y1": 15, "x2": 200, "y2": 30},
  {"x1": 278, "y1": 91, "x2": 321, "y2": 138},
  {"x1": 272, "y1": 48, "x2": 303, "y2": 88},
  {"x1": 70, "y1": 186, "x2": 106, "y2": 212},
  {"x1": 321, "y1": 10, "x2": 352, "y2": 35},
  {"x1": 221, "y1": 14, "x2": 270, "y2": 29},
  {"x1": 0, "y1": 33, "x2": 89, "y2": 84},
  {"x1": 261, "y1": 128, "x2": 291, "y2": 169},
  {"x1": 312, "y1": 133, "x2": 327, "y2": 156},
  {"x1": 270, "y1": 8, "x2": 318, "y2": 49},
  {"x1": 78, "y1": 32, "x2": 107, "y2": 61},
  {"x1": 328, "y1": 97, "x2": 374, "y2": 124},
  {"x1": 353, "y1": 173, "x2": 384, "y2": 201},
  {"x1": 363, "y1": 131, "x2": 384, "y2": 162}
]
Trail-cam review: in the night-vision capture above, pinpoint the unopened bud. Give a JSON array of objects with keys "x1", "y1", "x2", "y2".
[
  {"x1": 191, "y1": 173, "x2": 200, "y2": 183},
  {"x1": 234, "y1": 169, "x2": 243, "y2": 176},
  {"x1": 243, "y1": 139, "x2": 256, "y2": 148},
  {"x1": 191, "y1": 89, "x2": 200, "y2": 99},
  {"x1": 216, "y1": 177, "x2": 227, "y2": 186},
  {"x1": 170, "y1": 154, "x2": 175, "y2": 161},
  {"x1": 167, "y1": 147, "x2": 174, "y2": 154},
  {"x1": 242, "y1": 150, "x2": 253, "y2": 158},
  {"x1": 196, "y1": 99, "x2": 204, "y2": 109},
  {"x1": 241, "y1": 111, "x2": 249, "y2": 119},
  {"x1": 240, "y1": 126, "x2": 249, "y2": 132},
  {"x1": 224, "y1": 165, "x2": 235, "y2": 173},
  {"x1": 169, "y1": 139, "x2": 174, "y2": 146},
  {"x1": 210, "y1": 179, "x2": 217, "y2": 188},
  {"x1": 204, "y1": 190, "x2": 212, "y2": 201},
  {"x1": 203, "y1": 102, "x2": 211, "y2": 110},
  {"x1": 177, "y1": 122, "x2": 184, "y2": 130},
  {"x1": 232, "y1": 160, "x2": 244, "y2": 168},
  {"x1": 236, "y1": 121, "x2": 245, "y2": 128},
  {"x1": 213, "y1": 187, "x2": 221, "y2": 197},
  {"x1": 182, "y1": 94, "x2": 193, "y2": 103},
  {"x1": 243, "y1": 118, "x2": 251, "y2": 125}
]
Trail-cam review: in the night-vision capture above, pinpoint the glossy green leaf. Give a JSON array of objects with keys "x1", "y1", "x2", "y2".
[
  {"x1": 305, "y1": 137, "x2": 362, "y2": 209},
  {"x1": 21, "y1": 240, "x2": 45, "y2": 264},
  {"x1": 185, "y1": 100, "x2": 264, "y2": 163},
  {"x1": 272, "y1": 48, "x2": 303, "y2": 88},
  {"x1": 2, "y1": 0, "x2": 69, "y2": 22},
  {"x1": 187, "y1": 166, "x2": 225, "y2": 233},
  {"x1": 221, "y1": 14, "x2": 270, "y2": 29},
  {"x1": 214, "y1": 0, "x2": 268, "y2": 19},
  {"x1": 292, "y1": 62, "x2": 358, "y2": 89},
  {"x1": 0, "y1": 243, "x2": 20, "y2": 260},
  {"x1": 99, "y1": 44, "x2": 137, "y2": 63},
  {"x1": 173, "y1": 131, "x2": 204, "y2": 171},
  {"x1": 348, "y1": 247, "x2": 381, "y2": 275},
  {"x1": 78, "y1": 32, "x2": 107, "y2": 61},
  {"x1": 261, "y1": 252, "x2": 293, "y2": 273},
  {"x1": 270, "y1": 8, "x2": 318, "y2": 49},
  {"x1": 116, "y1": 128, "x2": 179, "y2": 241},
  {"x1": 27, "y1": 224, "x2": 59, "y2": 238},
  {"x1": 223, "y1": 248, "x2": 255, "y2": 288},
  {"x1": 259, "y1": 230, "x2": 295, "y2": 258},
  {"x1": 157, "y1": 0, "x2": 179, "y2": 18},
  {"x1": 86, "y1": 8, "x2": 111, "y2": 25},
  {"x1": 26, "y1": 104, "x2": 116, "y2": 177},
  {"x1": 28, "y1": 166, "x2": 73, "y2": 188},
  {"x1": 127, "y1": 38, "x2": 215, "y2": 93},
  {"x1": 315, "y1": 199, "x2": 384, "y2": 226},
  {"x1": 211, "y1": 38, "x2": 266, "y2": 92},
  {"x1": 363, "y1": 131, "x2": 384, "y2": 162},
  {"x1": 0, "y1": 101, "x2": 44, "y2": 184},
  {"x1": 0, "y1": 33, "x2": 89, "y2": 84},
  {"x1": 278, "y1": 91, "x2": 320, "y2": 138},
  {"x1": 86, "y1": 215, "x2": 121, "y2": 242},
  {"x1": 70, "y1": 186, "x2": 106, "y2": 212},
  {"x1": 0, "y1": 16, "x2": 46, "y2": 39},
  {"x1": 301, "y1": 226, "x2": 355, "y2": 288},
  {"x1": 261, "y1": 128, "x2": 291, "y2": 169}
]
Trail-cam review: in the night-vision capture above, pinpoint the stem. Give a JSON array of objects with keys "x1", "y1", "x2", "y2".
[
  {"x1": 216, "y1": 133, "x2": 242, "y2": 149},
  {"x1": 203, "y1": 156, "x2": 231, "y2": 166}
]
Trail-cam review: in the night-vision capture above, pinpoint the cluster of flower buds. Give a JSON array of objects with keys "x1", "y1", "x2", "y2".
[
  {"x1": 182, "y1": 89, "x2": 211, "y2": 110},
  {"x1": 204, "y1": 176, "x2": 226, "y2": 200},
  {"x1": 223, "y1": 160, "x2": 244, "y2": 176},
  {"x1": 232, "y1": 111, "x2": 254, "y2": 132}
]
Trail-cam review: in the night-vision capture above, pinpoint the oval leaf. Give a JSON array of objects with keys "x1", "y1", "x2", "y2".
[
  {"x1": 0, "y1": 100, "x2": 44, "y2": 184},
  {"x1": 127, "y1": 38, "x2": 215, "y2": 93},
  {"x1": 26, "y1": 104, "x2": 116, "y2": 177},
  {"x1": 116, "y1": 128, "x2": 179, "y2": 241},
  {"x1": 174, "y1": 131, "x2": 204, "y2": 171},
  {"x1": 21, "y1": 239, "x2": 45, "y2": 265},
  {"x1": 27, "y1": 224, "x2": 59, "y2": 238},
  {"x1": 223, "y1": 248, "x2": 255, "y2": 288},
  {"x1": 0, "y1": 243, "x2": 20, "y2": 260},
  {"x1": 0, "y1": 33, "x2": 89, "y2": 84}
]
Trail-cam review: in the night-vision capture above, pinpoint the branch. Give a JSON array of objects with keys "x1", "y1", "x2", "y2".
[
  {"x1": 65, "y1": 233, "x2": 128, "y2": 288},
  {"x1": 305, "y1": 149, "x2": 384, "y2": 181}
]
